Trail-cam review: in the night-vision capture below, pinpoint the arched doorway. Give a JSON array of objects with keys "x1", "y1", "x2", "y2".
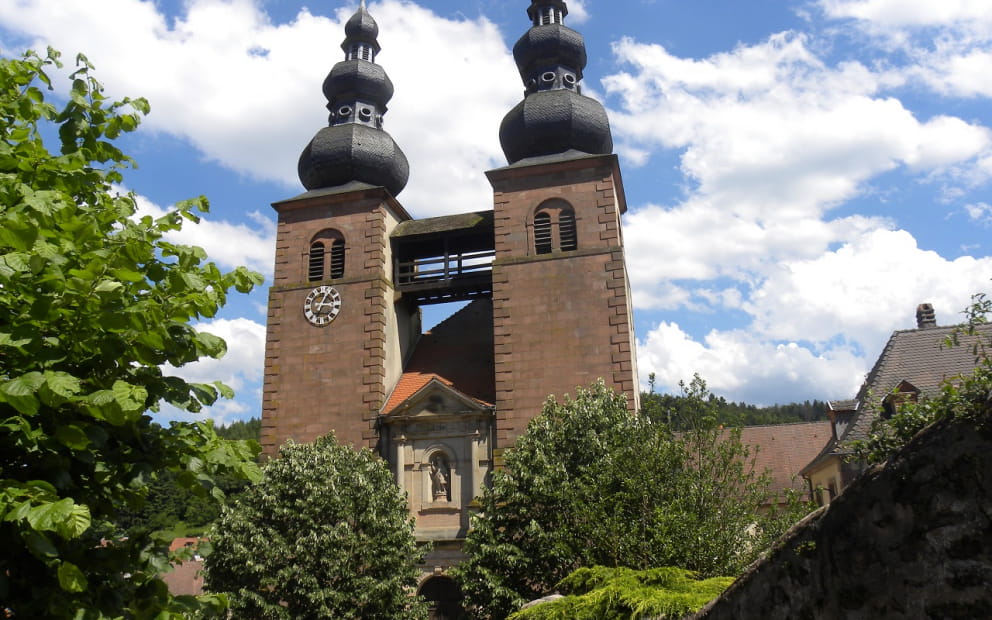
[{"x1": 419, "y1": 576, "x2": 467, "y2": 620}]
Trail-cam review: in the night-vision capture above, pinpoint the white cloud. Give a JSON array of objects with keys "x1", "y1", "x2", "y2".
[
  {"x1": 0, "y1": 0, "x2": 520, "y2": 217},
  {"x1": 744, "y1": 228, "x2": 992, "y2": 345},
  {"x1": 818, "y1": 0, "x2": 992, "y2": 98},
  {"x1": 638, "y1": 322, "x2": 866, "y2": 405},
  {"x1": 819, "y1": 0, "x2": 992, "y2": 31},
  {"x1": 565, "y1": 0, "x2": 590, "y2": 24},
  {"x1": 965, "y1": 202, "x2": 992, "y2": 225},
  {"x1": 604, "y1": 34, "x2": 991, "y2": 222},
  {"x1": 130, "y1": 190, "x2": 276, "y2": 277}
]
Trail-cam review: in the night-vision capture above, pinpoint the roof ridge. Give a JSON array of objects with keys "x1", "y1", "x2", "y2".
[{"x1": 739, "y1": 421, "x2": 832, "y2": 430}]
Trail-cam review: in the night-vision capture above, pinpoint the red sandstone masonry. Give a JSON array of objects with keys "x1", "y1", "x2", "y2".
[
  {"x1": 487, "y1": 154, "x2": 637, "y2": 450},
  {"x1": 261, "y1": 189, "x2": 408, "y2": 456}
]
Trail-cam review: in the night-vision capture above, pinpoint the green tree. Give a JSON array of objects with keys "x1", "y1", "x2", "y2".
[
  {"x1": 203, "y1": 433, "x2": 428, "y2": 619},
  {"x1": 215, "y1": 417, "x2": 261, "y2": 442},
  {"x1": 453, "y1": 379, "x2": 809, "y2": 620},
  {"x1": 0, "y1": 49, "x2": 263, "y2": 617}
]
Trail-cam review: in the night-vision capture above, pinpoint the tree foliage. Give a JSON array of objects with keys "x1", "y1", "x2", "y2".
[
  {"x1": 116, "y1": 419, "x2": 261, "y2": 537},
  {"x1": 0, "y1": 49, "x2": 263, "y2": 618},
  {"x1": 641, "y1": 374, "x2": 828, "y2": 428},
  {"x1": 453, "y1": 379, "x2": 808, "y2": 619},
  {"x1": 203, "y1": 434, "x2": 428, "y2": 619},
  {"x1": 508, "y1": 566, "x2": 733, "y2": 620},
  {"x1": 852, "y1": 292, "x2": 992, "y2": 464}
]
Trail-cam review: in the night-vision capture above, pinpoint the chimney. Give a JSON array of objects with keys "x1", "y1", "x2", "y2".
[{"x1": 916, "y1": 303, "x2": 937, "y2": 328}]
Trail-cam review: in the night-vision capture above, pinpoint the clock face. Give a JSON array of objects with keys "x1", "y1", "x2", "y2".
[{"x1": 303, "y1": 285, "x2": 342, "y2": 326}]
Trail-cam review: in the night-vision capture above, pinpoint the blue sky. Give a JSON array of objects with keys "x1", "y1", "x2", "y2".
[{"x1": 2, "y1": 0, "x2": 991, "y2": 423}]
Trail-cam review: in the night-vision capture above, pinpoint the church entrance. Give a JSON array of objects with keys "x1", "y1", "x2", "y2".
[{"x1": 419, "y1": 576, "x2": 467, "y2": 620}]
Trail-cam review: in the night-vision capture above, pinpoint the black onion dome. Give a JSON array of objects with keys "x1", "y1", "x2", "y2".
[
  {"x1": 342, "y1": 1, "x2": 380, "y2": 53},
  {"x1": 323, "y1": 60, "x2": 394, "y2": 108},
  {"x1": 298, "y1": 1, "x2": 408, "y2": 195},
  {"x1": 499, "y1": 0, "x2": 612, "y2": 164},
  {"x1": 298, "y1": 124, "x2": 409, "y2": 196},
  {"x1": 512, "y1": 24, "x2": 587, "y2": 83},
  {"x1": 499, "y1": 90, "x2": 612, "y2": 164}
]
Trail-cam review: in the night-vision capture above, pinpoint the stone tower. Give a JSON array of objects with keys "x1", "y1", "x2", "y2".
[
  {"x1": 261, "y1": 0, "x2": 417, "y2": 454},
  {"x1": 490, "y1": 0, "x2": 638, "y2": 448},
  {"x1": 260, "y1": 0, "x2": 638, "y2": 592}
]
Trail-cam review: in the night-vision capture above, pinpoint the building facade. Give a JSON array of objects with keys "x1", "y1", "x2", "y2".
[{"x1": 260, "y1": 0, "x2": 638, "y2": 605}]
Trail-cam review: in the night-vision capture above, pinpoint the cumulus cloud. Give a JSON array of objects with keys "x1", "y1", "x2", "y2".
[
  {"x1": 744, "y1": 228, "x2": 992, "y2": 345},
  {"x1": 0, "y1": 0, "x2": 520, "y2": 217},
  {"x1": 604, "y1": 34, "x2": 991, "y2": 222},
  {"x1": 605, "y1": 18, "x2": 992, "y2": 402},
  {"x1": 819, "y1": 0, "x2": 992, "y2": 31},
  {"x1": 637, "y1": 322, "x2": 866, "y2": 405},
  {"x1": 819, "y1": 0, "x2": 992, "y2": 98}
]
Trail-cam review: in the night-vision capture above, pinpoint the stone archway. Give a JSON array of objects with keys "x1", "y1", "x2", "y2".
[{"x1": 418, "y1": 576, "x2": 466, "y2": 620}]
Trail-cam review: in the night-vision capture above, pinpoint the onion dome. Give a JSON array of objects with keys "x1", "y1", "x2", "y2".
[
  {"x1": 499, "y1": 0, "x2": 612, "y2": 164},
  {"x1": 298, "y1": 1, "x2": 409, "y2": 196}
]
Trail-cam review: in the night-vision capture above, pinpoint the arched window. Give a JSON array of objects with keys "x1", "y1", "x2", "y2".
[
  {"x1": 533, "y1": 200, "x2": 578, "y2": 254},
  {"x1": 308, "y1": 230, "x2": 346, "y2": 281}
]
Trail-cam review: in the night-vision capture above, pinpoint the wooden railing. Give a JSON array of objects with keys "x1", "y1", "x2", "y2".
[{"x1": 396, "y1": 248, "x2": 495, "y2": 288}]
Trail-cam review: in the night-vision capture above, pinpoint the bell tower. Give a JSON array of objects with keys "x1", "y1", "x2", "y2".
[
  {"x1": 489, "y1": 0, "x2": 639, "y2": 449},
  {"x1": 261, "y1": 1, "x2": 417, "y2": 455}
]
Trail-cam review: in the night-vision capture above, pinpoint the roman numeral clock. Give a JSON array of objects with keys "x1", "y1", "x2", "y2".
[{"x1": 303, "y1": 285, "x2": 342, "y2": 327}]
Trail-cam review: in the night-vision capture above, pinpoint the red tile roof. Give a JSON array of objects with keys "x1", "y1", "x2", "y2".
[{"x1": 739, "y1": 421, "x2": 833, "y2": 499}]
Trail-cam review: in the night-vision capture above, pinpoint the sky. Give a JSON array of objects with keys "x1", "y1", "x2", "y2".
[{"x1": 2, "y1": 0, "x2": 991, "y2": 425}]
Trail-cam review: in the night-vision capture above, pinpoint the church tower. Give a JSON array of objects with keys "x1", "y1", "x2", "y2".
[
  {"x1": 489, "y1": 0, "x2": 639, "y2": 449},
  {"x1": 261, "y1": 1, "x2": 417, "y2": 454}
]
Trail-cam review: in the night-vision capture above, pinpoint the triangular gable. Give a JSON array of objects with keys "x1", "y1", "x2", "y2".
[{"x1": 382, "y1": 374, "x2": 491, "y2": 418}]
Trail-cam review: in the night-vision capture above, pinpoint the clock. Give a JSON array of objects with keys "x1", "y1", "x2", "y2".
[{"x1": 303, "y1": 285, "x2": 341, "y2": 326}]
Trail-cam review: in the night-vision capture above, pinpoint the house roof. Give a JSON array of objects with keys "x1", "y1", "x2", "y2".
[
  {"x1": 382, "y1": 299, "x2": 495, "y2": 414},
  {"x1": 843, "y1": 323, "x2": 992, "y2": 445},
  {"x1": 739, "y1": 422, "x2": 833, "y2": 497},
  {"x1": 804, "y1": 322, "x2": 992, "y2": 472}
]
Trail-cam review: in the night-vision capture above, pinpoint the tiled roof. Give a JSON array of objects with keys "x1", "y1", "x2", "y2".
[
  {"x1": 843, "y1": 324, "x2": 992, "y2": 444},
  {"x1": 739, "y1": 422, "x2": 833, "y2": 497},
  {"x1": 806, "y1": 323, "x2": 992, "y2": 471},
  {"x1": 382, "y1": 299, "x2": 495, "y2": 414}
]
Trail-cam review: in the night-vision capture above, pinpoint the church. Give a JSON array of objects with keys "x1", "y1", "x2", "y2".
[{"x1": 259, "y1": 0, "x2": 639, "y2": 602}]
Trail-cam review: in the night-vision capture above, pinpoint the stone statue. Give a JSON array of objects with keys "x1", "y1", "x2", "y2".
[{"x1": 430, "y1": 456, "x2": 450, "y2": 501}]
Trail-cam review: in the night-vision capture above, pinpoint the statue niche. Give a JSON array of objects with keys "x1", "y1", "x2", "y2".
[{"x1": 429, "y1": 453, "x2": 451, "y2": 502}]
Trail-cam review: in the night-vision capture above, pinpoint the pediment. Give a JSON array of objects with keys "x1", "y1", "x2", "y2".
[{"x1": 383, "y1": 376, "x2": 491, "y2": 422}]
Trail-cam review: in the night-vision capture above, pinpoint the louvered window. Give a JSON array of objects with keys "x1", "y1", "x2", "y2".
[
  {"x1": 559, "y1": 209, "x2": 577, "y2": 251},
  {"x1": 329, "y1": 239, "x2": 345, "y2": 279},
  {"x1": 534, "y1": 212, "x2": 553, "y2": 254},
  {"x1": 308, "y1": 242, "x2": 325, "y2": 281}
]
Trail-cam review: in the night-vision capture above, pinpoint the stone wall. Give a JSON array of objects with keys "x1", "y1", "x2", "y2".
[{"x1": 693, "y1": 414, "x2": 992, "y2": 619}]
